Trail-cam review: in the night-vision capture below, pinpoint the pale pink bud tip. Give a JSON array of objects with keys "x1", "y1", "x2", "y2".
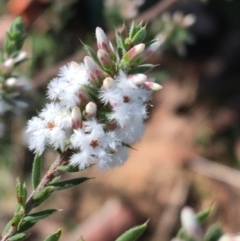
[
  {"x1": 71, "y1": 106, "x2": 82, "y2": 129},
  {"x1": 102, "y1": 77, "x2": 114, "y2": 89},
  {"x1": 5, "y1": 77, "x2": 17, "y2": 87},
  {"x1": 97, "y1": 49, "x2": 112, "y2": 68},
  {"x1": 96, "y1": 27, "x2": 110, "y2": 52},
  {"x1": 124, "y1": 43, "x2": 145, "y2": 61},
  {"x1": 182, "y1": 14, "x2": 196, "y2": 27},
  {"x1": 128, "y1": 74, "x2": 147, "y2": 85},
  {"x1": 85, "y1": 102, "x2": 97, "y2": 117},
  {"x1": 70, "y1": 61, "x2": 79, "y2": 70},
  {"x1": 144, "y1": 82, "x2": 162, "y2": 91},
  {"x1": 84, "y1": 56, "x2": 104, "y2": 81},
  {"x1": 180, "y1": 207, "x2": 202, "y2": 240}
]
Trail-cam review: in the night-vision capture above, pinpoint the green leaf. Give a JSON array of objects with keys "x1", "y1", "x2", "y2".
[
  {"x1": 15, "y1": 178, "x2": 27, "y2": 208},
  {"x1": 44, "y1": 229, "x2": 62, "y2": 241},
  {"x1": 115, "y1": 31, "x2": 127, "y2": 57},
  {"x1": 58, "y1": 165, "x2": 79, "y2": 172},
  {"x1": 8, "y1": 232, "x2": 29, "y2": 241},
  {"x1": 196, "y1": 207, "x2": 211, "y2": 224},
  {"x1": 129, "y1": 21, "x2": 137, "y2": 39},
  {"x1": 128, "y1": 64, "x2": 155, "y2": 74},
  {"x1": 115, "y1": 221, "x2": 148, "y2": 241},
  {"x1": 32, "y1": 186, "x2": 55, "y2": 207},
  {"x1": 131, "y1": 26, "x2": 146, "y2": 45},
  {"x1": 18, "y1": 209, "x2": 58, "y2": 232},
  {"x1": 2, "y1": 219, "x2": 13, "y2": 237},
  {"x1": 204, "y1": 224, "x2": 222, "y2": 241},
  {"x1": 32, "y1": 154, "x2": 42, "y2": 190},
  {"x1": 50, "y1": 177, "x2": 91, "y2": 191}
]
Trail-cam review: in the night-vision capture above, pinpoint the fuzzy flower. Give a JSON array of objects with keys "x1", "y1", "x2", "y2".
[{"x1": 26, "y1": 22, "x2": 162, "y2": 170}]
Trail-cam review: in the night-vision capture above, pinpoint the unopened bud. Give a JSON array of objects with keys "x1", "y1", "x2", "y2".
[
  {"x1": 182, "y1": 14, "x2": 196, "y2": 27},
  {"x1": 85, "y1": 102, "x2": 97, "y2": 118},
  {"x1": 71, "y1": 106, "x2": 82, "y2": 129},
  {"x1": 122, "y1": 43, "x2": 145, "y2": 62},
  {"x1": 70, "y1": 61, "x2": 80, "y2": 70},
  {"x1": 96, "y1": 27, "x2": 111, "y2": 52},
  {"x1": 14, "y1": 51, "x2": 27, "y2": 63},
  {"x1": 2, "y1": 58, "x2": 15, "y2": 74},
  {"x1": 97, "y1": 49, "x2": 113, "y2": 70},
  {"x1": 84, "y1": 56, "x2": 105, "y2": 81},
  {"x1": 102, "y1": 77, "x2": 114, "y2": 89},
  {"x1": 173, "y1": 11, "x2": 183, "y2": 23},
  {"x1": 128, "y1": 74, "x2": 147, "y2": 85},
  {"x1": 5, "y1": 77, "x2": 17, "y2": 88},
  {"x1": 180, "y1": 207, "x2": 202, "y2": 240},
  {"x1": 144, "y1": 81, "x2": 162, "y2": 91}
]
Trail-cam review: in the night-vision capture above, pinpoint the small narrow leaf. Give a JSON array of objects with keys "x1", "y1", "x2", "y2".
[
  {"x1": 32, "y1": 186, "x2": 55, "y2": 207},
  {"x1": 50, "y1": 177, "x2": 91, "y2": 191},
  {"x1": 196, "y1": 207, "x2": 211, "y2": 224},
  {"x1": 32, "y1": 154, "x2": 42, "y2": 190},
  {"x1": 115, "y1": 31, "x2": 127, "y2": 57},
  {"x1": 44, "y1": 229, "x2": 62, "y2": 241},
  {"x1": 131, "y1": 26, "x2": 146, "y2": 45},
  {"x1": 129, "y1": 21, "x2": 137, "y2": 39},
  {"x1": 2, "y1": 219, "x2": 13, "y2": 237},
  {"x1": 15, "y1": 179, "x2": 27, "y2": 208},
  {"x1": 128, "y1": 64, "x2": 155, "y2": 74},
  {"x1": 18, "y1": 209, "x2": 58, "y2": 232},
  {"x1": 115, "y1": 221, "x2": 148, "y2": 241},
  {"x1": 8, "y1": 232, "x2": 29, "y2": 241},
  {"x1": 58, "y1": 165, "x2": 79, "y2": 172},
  {"x1": 204, "y1": 224, "x2": 222, "y2": 241}
]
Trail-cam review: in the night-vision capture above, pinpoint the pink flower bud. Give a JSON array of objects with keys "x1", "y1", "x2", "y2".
[
  {"x1": 180, "y1": 207, "x2": 202, "y2": 240},
  {"x1": 71, "y1": 106, "x2": 82, "y2": 129},
  {"x1": 182, "y1": 14, "x2": 196, "y2": 27},
  {"x1": 144, "y1": 81, "x2": 162, "y2": 91},
  {"x1": 2, "y1": 58, "x2": 14, "y2": 74},
  {"x1": 84, "y1": 56, "x2": 105, "y2": 81},
  {"x1": 128, "y1": 74, "x2": 147, "y2": 85},
  {"x1": 85, "y1": 102, "x2": 97, "y2": 118},
  {"x1": 14, "y1": 51, "x2": 27, "y2": 63},
  {"x1": 122, "y1": 43, "x2": 145, "y2": 62},
  {"x1": 102, "y1": 77, "x2": 114, "y2": 89},
  {"x1": 97, "y1": 49, "x2": 112, "y2": 70},
  {"x1": 96, "y1": 27, "x2": 111, "y2": 52}
]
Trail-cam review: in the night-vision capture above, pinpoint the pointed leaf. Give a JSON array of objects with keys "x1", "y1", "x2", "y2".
[
  {"x1": 129, "y1": 21, "x2": 137, "y2": 39},
  {"x1": 44, "y1": 229, "x2": 62, "y2": 241},
  {"x1": 131, "y1": 26, "x2": 146, "y2": 45},
  {"x1": 128, "y1": 64, "x2": 155, "y2": 74},
  {"x1": 196, "y1": 207, "x2": 211, "y2": 224},
  {"x1": 16, "y1": 179, "x2": 27, "y2": 208},
  {"x1": 50, "y1": 177, "x2": 91, "y2": 191},
  {"x1": 115, "y1": 221, "x2": 148, "y2": 241},
  {"x1": 115, "y1": 31, "x2": 127, "y2": 57},
  {"x1": 8, "y1": 232, "x2": 29, "y2": 241},
  {"x1": 32, "y1": 154, "x2": 42, "y2": 190},
  {"x1": 18, "y1": 209, "x2": 58, "y2": 232},
  {"x1": 2, "y1": 219, "x2": 13, "y2": 237},
  {"x1": 58, "y1": 165, "x2": 79, "y2": 172},
  {"x1": 32, "y1": 186, "x2": 55, "y2": 207},
  {"x1": 204, "y1": 224, "x2": 222, "y2": 241}
]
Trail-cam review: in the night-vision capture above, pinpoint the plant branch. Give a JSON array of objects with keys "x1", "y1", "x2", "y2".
[{"x1": 1, "y1": 150, "x2": 72, "y2": 241}]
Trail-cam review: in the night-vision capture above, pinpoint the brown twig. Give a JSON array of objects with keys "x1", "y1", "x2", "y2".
[
  {"x1": 1, "y1": 150, "x2": 72, "y2": 241},
  {"x1": 188, "y1": 155, "x2": 240, "y2": 189},
  {"x1": 32, "y1": 0, "x2": 180, "y2": 88}
]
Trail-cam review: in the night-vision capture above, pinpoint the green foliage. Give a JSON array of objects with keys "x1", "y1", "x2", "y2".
[
  {"x1": 8, "y1": 232, "x2": 29, "y2": 241},
  {"x1": 44, "y1": 229, "x2": 62, "y2": 241},
  {"x1": 115, "y1": 221, "x2": 148, "y2": 241},
  {"x1": 32, "y1": 154, "x2": 42, "y2": 190},
  {"x1": 50, "y1": 177, "x2": 91, "y2": 191},
  {"x1": 204, "y1": 224, "x2": 222, "y2": 241},
  {"x1": 32, "y1": 186, "x2": 55, "y2": 207},
  {"x1": 18, "y1": 209, "x2": 58, "y2": 232},
  {"x1": 15, "y1": 178, "x2": 27, "y2": 209}
]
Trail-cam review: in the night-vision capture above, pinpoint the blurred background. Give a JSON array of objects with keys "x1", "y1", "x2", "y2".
[{"x1": 1, "y1": 0, "x2": 240, "y2": 240}]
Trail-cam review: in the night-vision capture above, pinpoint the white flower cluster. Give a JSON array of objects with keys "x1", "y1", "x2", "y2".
[{"x1": 26, "y1": 26, "x2": 162, "y2": 170}]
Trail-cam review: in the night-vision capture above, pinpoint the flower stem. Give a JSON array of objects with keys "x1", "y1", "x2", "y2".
[{"x1": 1, "y1": 150, "x2": 72, "y2": 241}]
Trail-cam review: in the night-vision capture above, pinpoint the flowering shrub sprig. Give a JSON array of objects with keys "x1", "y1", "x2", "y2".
[
  {"x1": 0, "y1": 17, "x2": 29, "y2": 137},
  {"x1": 1, "y1": 22, "x2": 161, "y2": 241},
  {"x1": 152, "y1": 11, "x2": 196, "y2": 56}
]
